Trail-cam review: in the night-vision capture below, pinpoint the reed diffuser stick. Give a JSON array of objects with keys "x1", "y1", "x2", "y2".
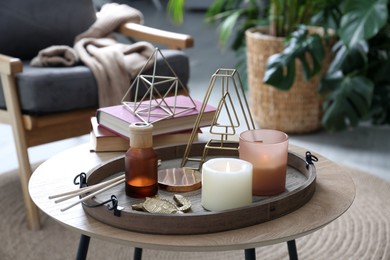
[
  {"x1": 60, "y1": 178, "x2": 125, "y2": 212},
  {"x1": 49, "y1": 174, "x2": 124, "y2": 201}
]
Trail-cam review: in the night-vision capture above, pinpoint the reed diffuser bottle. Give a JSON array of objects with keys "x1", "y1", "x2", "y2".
[{"x1": 125, "y1": 122, "x2": 158, "y2": 198}]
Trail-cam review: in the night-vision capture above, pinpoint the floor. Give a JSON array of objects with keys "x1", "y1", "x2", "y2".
[{"x1": 1, "y1": 0, "x2": 389, "y2": 182}]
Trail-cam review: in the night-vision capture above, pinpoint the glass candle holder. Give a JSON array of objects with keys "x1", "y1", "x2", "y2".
[
  {"x1": 239, "y1": 129, "x2": 288, "y2": 196},
  {"x1": 201, "y1": 158, "x2": 253, "y2": 211}
]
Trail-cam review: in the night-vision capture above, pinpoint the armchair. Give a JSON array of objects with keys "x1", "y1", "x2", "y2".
[{"x1": 0, "y1": 0, "x2": 193, "y2": 230}]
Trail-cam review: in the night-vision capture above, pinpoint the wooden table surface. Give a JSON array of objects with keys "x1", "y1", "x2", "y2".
[{"x1": 29, "y1": 142, "x2": 355, "y2": 252}]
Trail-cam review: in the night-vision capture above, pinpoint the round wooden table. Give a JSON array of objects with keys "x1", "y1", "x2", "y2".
[{"x1": 29, "y1": 143, "x2": 355, "y2": 259}]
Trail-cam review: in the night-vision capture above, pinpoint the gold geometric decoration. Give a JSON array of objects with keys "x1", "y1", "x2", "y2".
[
  {"x1": 210, "y1": 90, "x2": 240, "y2": 135},
  {"x1": 121, "y1": 48, "x2": 195, "y2": 124},
  {"x1": 181, "y1": 68, "x2": 256, "y2": 171}
]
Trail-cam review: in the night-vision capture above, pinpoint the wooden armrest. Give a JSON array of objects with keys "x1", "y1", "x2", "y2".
[
  {"x1": 0, "y1": 54, "x2": 23, "y2": 75},
  {"x1": 118, "y1": 23, "x2": 194, "y2": 50},
  {"x1": 0, "y1": 54, "x2": 23, "y2": 126}
]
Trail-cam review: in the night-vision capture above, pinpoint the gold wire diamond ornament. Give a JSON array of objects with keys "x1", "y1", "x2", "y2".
[{"x1": 121, "y1": 48, "x2": 196, "y2": 124}]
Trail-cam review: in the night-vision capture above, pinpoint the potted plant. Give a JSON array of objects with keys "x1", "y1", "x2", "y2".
[
  {"x1": 168, "y1": 0, "x2": 390, "y2": 132},
  {"x1": 170, "y1": 0, "x2": 339, "y2": 133},
  {"x1": 319, "y1": 0, "x2": 389, "y2": 131}
]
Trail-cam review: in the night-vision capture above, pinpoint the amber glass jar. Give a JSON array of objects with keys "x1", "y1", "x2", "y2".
[{"x1": 125, "y1": 122, "x2": 158, "y2": 198}]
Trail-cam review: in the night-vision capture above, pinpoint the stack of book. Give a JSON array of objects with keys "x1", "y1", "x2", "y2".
[{"x1": 90, "y1": 95, "x2": 217, "y2": 152}]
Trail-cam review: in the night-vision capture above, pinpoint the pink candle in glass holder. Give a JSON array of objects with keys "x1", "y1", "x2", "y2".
[{"x1": 239, "y1": 129, "x2": 289, "y2": 196}]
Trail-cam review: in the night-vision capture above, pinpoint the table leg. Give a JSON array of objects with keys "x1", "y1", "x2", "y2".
[
  {"x1": 244, "y1": 248, "x2": 256, "y2": 260},
  {"x1": 74, "y1": 237, "x2": 295, "y2": 260},
  {"x1": 134, "y1": 247, "x2": 143, "y2": 260},
  {"x1": 244, "y1": 240, "x2": 298, "y2": 260},
  {"x1": 287, "y1": 240, "x2": 298, "y2": 260},
  {"x1": 76, "y1": 234, "x2": 90, "y2": 260}
]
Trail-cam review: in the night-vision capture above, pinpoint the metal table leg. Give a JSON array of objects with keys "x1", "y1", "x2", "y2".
[
  {"x1": 75, "y1": 236, "x2": 296, "y2": 260},
  {"x1": 245, "y1": 248, "x2": 256, "y2": 260},
  {"x1": 287, "y1": 240, "x2": 298, "y2": 260},
  {"x1": 76, "y1": 234, "x2": 90, "y2": 260},
  {"x1": 134, "y1": 247, "x2": 143, "y2": 260},
  {"x1": 244, "y1": 240, "x2": 298, "y2": 260}
]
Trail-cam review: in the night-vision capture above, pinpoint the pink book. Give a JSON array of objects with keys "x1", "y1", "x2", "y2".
[{"x1": 96, "y1": 95, "x2": 216, "y2": 138}]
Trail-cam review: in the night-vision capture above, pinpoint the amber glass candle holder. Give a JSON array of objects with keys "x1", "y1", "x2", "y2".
[{"x1": 239, "y1": 129, "x2": 288, "y2": 196}]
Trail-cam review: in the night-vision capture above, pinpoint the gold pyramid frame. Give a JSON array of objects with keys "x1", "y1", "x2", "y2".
[
  {"x1": 181, "y1": 68, "x2": 256, "y2": 170},
  {"x1": 121, "y1": 48, "x2": 196, "y2": 124}
]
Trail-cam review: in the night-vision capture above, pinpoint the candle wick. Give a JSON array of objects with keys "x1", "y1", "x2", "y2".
[{"x1": 255, "y1": 140, "x2": 263, "y2": 143}]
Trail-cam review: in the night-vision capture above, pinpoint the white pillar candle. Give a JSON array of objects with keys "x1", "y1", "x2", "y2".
[{"x1": 201, "y1": 158, "x2": 253, "y2": 211}]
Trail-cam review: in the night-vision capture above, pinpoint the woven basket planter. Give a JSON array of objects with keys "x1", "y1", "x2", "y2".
[{"x1": 245, "y1": 27, "x2": 331, "y2": 134}]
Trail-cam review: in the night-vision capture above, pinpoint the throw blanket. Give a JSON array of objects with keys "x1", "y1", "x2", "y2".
[
  {"x1": 74, "y1": 38, "x2": 154, "y2": 107},
  {"x1": 30, "y1": 45, "x2": 78, "y2": 67},
  {"x1": 30, "y1": 3, "x2": 155, "y2": 107},
  {"x1": 74, "y1": 2, "x2": 143, "y2": 42}
]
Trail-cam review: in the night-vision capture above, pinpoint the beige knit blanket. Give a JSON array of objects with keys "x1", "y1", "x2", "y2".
[
  {"x1": 30, "y1": 45, "x2": 79, "y2": 67},
  {"x1": 31, "y1": 3, "x2": 155, "y2": 107},
  {"x1": 74, "y1": 38, "x2": 154, "y2": 106}
]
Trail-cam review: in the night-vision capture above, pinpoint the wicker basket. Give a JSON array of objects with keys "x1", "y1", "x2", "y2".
[{"x1": 246, "y1": 27, "x2": 331, "y2": 134}]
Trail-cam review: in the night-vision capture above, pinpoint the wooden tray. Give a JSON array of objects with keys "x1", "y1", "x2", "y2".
[{"x1": 82, "y1": 142, "x2": 316, "y2": 235}]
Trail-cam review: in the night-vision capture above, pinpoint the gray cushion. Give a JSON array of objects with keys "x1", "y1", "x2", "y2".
[
  {"x1": 0, "y1": 0, "x2": 190, "y2": 114},
  {"x1": 0, "y1": 49, "x2": 190, "y2": 115},
  {"x1": 0, "y1": 0, "x2": 96, "y2": 60}
]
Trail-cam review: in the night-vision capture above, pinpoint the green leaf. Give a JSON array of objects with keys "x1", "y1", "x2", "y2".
[
  {"x1": 205, "y1": 0, "x2": 261, "y2": 51},
  {"x1": 205, "y1": 0, "x2": 229, "y2": 17},
  {"x1": 218, "y1": 10, "x2": 242, "y2": 48},
  {"x1": 322, "y1": 95, "x2": 359, "y2": 131},
  {"x1": 370, "y1": 57, "x2": 390, "y2": 84},
  {"x1": 326, "y1": 40, "x2": 368, "y2": 76},
  {"x1": 263, "y1": 54, "x2": 296, "y2": 90},
  {"x1": 326, "y1": 41, "x2": 347, "y2": 74},
  {"x1": 311, "y1": 3, "x2": 343, "y2": 29},
  {"x1": 167, "y1": 0, "x2": 185, "y2": 24},
  {"x1": 263, "y1": 26, "x2": 325, "y2": 90},
  {"x1": 298, "y1": 34, "x2": 324, "y2": 80},
  {"x1": 371, "y1": 84, "x2": 390, "y2": 124},
  {"x1": 322, "y1": 75, "x2": 374, "y2": 131},
  {"x1": 319, "y1": 70, "x2": 343, "y2": 94},
  {"x1": 339, "y1": 41, "x2": 368, "y2": 74},
  {"x1": 339, "y1": 0, "x2": 388, "y2": 47}
]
